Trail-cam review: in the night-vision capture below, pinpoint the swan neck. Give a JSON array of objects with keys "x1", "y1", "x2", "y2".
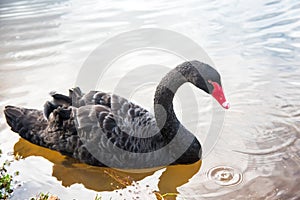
[{"x1": 154, "y1": 68, "x2": 187, "y2": 136}]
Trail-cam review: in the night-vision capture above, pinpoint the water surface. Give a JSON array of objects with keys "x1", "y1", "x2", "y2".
[{"x1": 0, "y1": 0, "x2": 300, "y2": 199}]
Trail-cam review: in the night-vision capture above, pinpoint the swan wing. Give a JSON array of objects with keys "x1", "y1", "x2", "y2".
[
  {"x1": 75, "y1": 92, "x2": 162, "y2": 151},
  {"x1": 73, "y1": 101, "x2": 164, "y2": 168}
]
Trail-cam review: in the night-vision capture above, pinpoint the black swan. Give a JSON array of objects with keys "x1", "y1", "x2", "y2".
[{"x1": 4, "y1": 61, "x2": 229, "y2": 169}]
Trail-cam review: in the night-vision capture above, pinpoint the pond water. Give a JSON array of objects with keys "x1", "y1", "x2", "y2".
[{"x1": 0, "y1": 0, "x2": 300, "y2": 199}]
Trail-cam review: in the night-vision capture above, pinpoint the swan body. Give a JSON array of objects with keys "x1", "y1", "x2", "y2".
[{"x1": 4, "y1": 61, "x2": 229, "y2": 169}]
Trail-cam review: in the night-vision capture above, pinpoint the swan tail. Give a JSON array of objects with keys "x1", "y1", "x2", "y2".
[
  {"x1": 4, "y1": 105, "x2": 24, "y2": 132},
  {"x1": 4, "y1": 106, "x2": 47, "y2": 143}
]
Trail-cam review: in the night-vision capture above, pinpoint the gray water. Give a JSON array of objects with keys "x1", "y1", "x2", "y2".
[{"x1": 0, "y1": 0, "x2": 300, "y2": 199}]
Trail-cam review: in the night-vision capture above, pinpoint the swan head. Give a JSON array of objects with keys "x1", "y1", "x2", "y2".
[{"x1": 181, "y1": 60, "x2": 230, "y2": 109}]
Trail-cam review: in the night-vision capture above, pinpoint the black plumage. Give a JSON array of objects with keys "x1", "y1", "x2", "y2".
[{"x1": 4, "y1": 60, "x2": 228, "y2": 169}]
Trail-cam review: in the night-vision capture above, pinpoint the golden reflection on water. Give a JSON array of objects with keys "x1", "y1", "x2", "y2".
[{"x1": 14, "y1": 138, "x2": 202, "y2": 195}]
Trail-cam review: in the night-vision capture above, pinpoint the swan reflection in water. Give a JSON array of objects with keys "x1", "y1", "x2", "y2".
[{"x1": 14, "y1": 138, "x2": 202, "y2": 195}]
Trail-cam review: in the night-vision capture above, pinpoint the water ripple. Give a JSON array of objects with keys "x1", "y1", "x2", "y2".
[{"x1": 233, "y1": 136, "x2": 297, "y2": 155}]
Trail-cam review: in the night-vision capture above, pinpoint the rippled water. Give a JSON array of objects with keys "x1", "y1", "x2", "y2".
[{"x1": 1, "y1": 0, "x2": 300, "y2": 199}]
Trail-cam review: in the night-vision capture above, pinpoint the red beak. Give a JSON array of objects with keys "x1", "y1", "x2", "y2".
[{"x1": 209, "y1": 81, "x2": 230, "y2": 109}]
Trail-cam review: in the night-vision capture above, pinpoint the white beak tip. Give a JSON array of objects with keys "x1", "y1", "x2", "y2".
[{"x1": 222, "y1": 101, "x2": 230, "y2": 109}]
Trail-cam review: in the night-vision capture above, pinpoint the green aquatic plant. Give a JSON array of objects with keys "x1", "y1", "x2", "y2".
[
  {"x1": 31, "y1": 192, "x2": 60, "y2": 200},
  {"x1": 0, "y1": 173, "x2": 13, "y2": 199},
  {"x1": 0, "y1": 149, "x2": 19, "y2": 199},
  {"x1": 94, "y1": 194, "x2": 102, "y2": 200},
  {"x1": 31, "y1": 192, "x2": 49, "y2": 200}
]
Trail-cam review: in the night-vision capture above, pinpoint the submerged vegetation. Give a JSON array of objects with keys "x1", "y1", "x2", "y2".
[
  {"x1": 30, "y1": 192, "x2": 59, "y2": 200},
  {"x1": 30, "y1": 193, "x2": 59, "y2": 200},
  {"x1": 0, "y1": 149, "x2": 19, "y2": 200},
  {"x1": 0, "y1": 161, "x2": 14, "y2": 199}
]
